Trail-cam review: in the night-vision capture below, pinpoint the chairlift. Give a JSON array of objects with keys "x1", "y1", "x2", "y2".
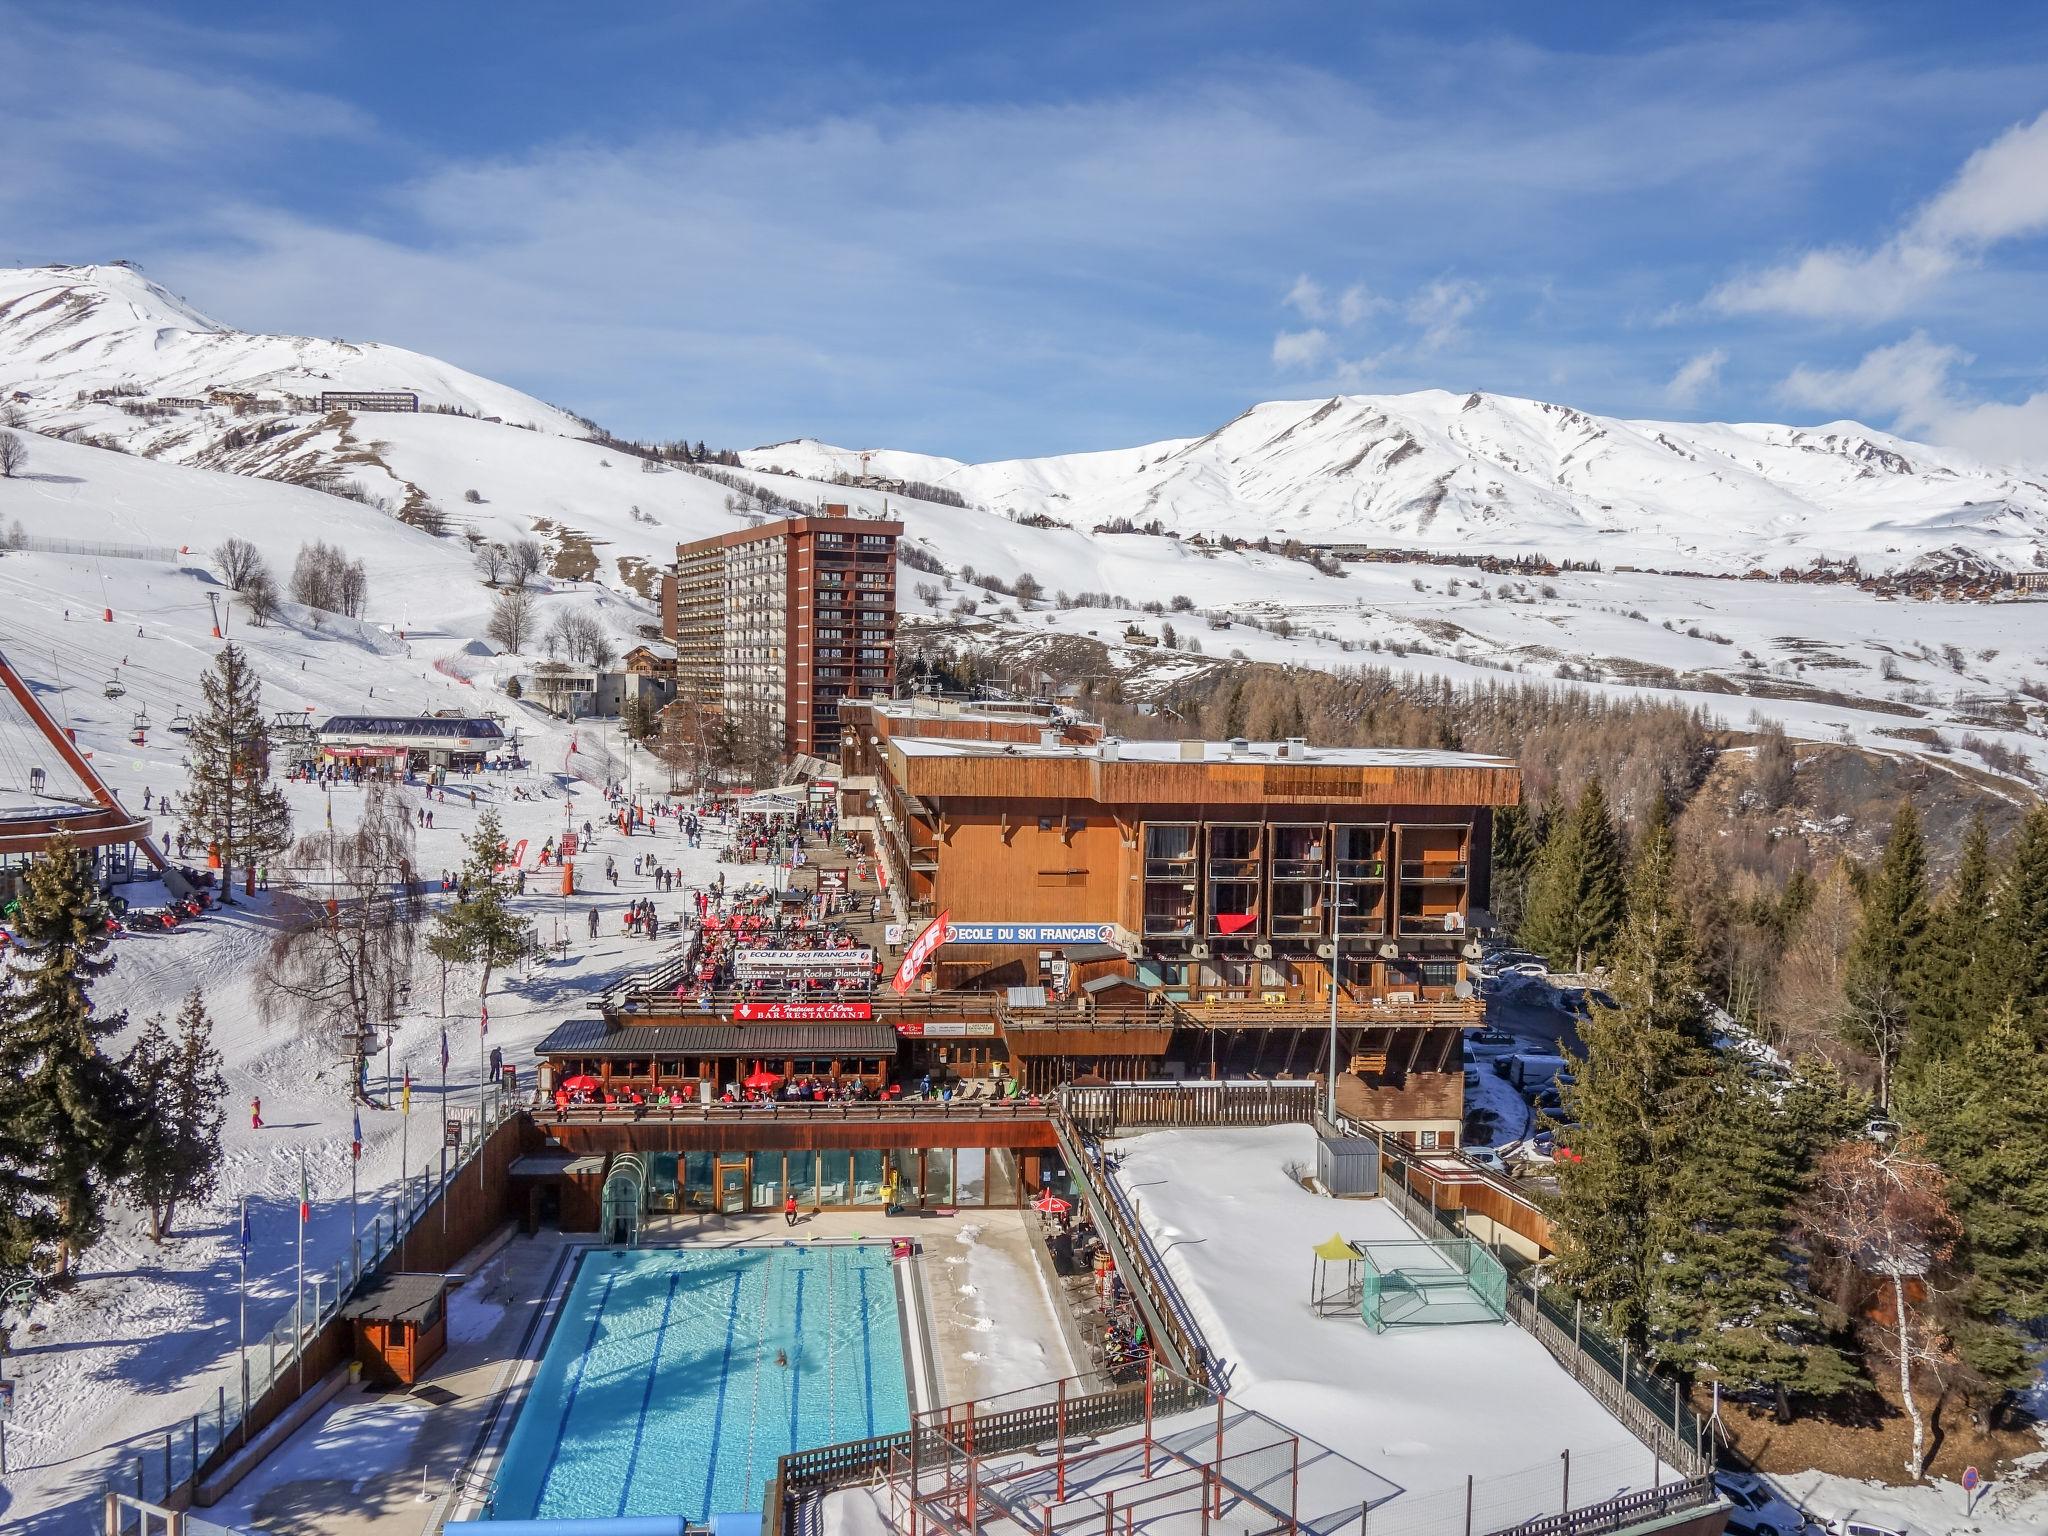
[
  {"x1": 129, "y1": 706, "x2": 150, "y2": 747},
  {"x1": 103, "y1": 670, "x2": 126, "y2": 700},
  {"x1": 168, "y1": 708, "x2": 193, "y2": 735}
]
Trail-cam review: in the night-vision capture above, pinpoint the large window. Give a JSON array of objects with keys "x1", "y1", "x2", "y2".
[
  {"x1": 890, "y1": 1147, "x2": 920, "y2": 1205},
  {"x1": 956, "y1": 1148, "x2": 988, "y2": 1206},
  {"x1": 786, "y1": 1151, "x2": 817, "y2": 1208},
  {"x1": 988, "y1": 1149, "x2": 1020, "y2": 1206},
  {"x1": 750, "y1": 1151, "x2": 784, "y2": 1209},
  {"x1": 853, "y1": 1150, "x2": 888, "y2": 1204},
  {"x1": 817, "y1": 1152, "x2": 851, "y2": 1205},
  {"x1": 925, "y1": 1147, "x2": 954, "y2": 1205}
]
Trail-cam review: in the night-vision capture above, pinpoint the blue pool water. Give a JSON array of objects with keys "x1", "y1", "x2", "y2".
[{"x1": 490, "y1": 1245, "x2": 911, "y2": 1522}]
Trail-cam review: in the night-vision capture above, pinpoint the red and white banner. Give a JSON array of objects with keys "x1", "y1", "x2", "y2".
[
  {"x1": 732, "y1": 1001, "x2": 874, "y2": 1021},
  {"x1": 891, "y1": 909, "x2": 951, "y2": 996}
]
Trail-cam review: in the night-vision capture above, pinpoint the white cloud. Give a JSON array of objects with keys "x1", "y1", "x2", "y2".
[
  {"x1": 1711, "y1": 110, "x2": 2048, "y2": 321},
  {"x1": 1271, "y1": 328, "x2": 1331, "y2": 371},
  {"x1": 1663, "y1": 347, "x2": 1727, "y2": 406},
  {"x1": 1406, "y1": 278, "x2": 1483, "y2": 351},
  {"x1": 1283, "y1": 275, "x2": 1327, "y2": 321},
  {"x1": 1335, "y1": 283, "x2": 1382, "y2": 327},
  {"x1": 1779, "y1": 331, "x2": 2048, "y2": 468}
]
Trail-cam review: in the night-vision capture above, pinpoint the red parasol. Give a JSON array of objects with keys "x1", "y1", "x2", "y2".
[
  {"x1": 743, "y1": 1065, "x2": 784, "y2": 1091},
  {"x1": 561, "y1": 1074, "x2": 599, "y2": 1092},
  {"x1": 1033, "y1": 1190, "x2": 1071, "y2": 1215}
]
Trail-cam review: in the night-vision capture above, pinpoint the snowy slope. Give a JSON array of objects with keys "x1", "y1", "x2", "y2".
[
  {"x1": 744, "y1": 393, "x2": 2048, "y2": 576},
  {"x1": 0, "y1": 263, "x2": 585, "y2": 436}
]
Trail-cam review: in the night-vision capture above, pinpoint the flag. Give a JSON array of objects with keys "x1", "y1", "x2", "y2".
[
  {"x1": 298, "y1": 1158, "x2": 310, "y2": 1223},
  {"x1": 239, "y1": 1198, "x2": 251, "y2": 1258},
  {"x1": 401, "y1": 1068, "x2": 412, "y2": 1115},
  {"x1": 351, "y1": 1108, "x2": 363, "y2": 1162},
  {"x1": 480, "y1": 1003, "x2": 489, "y2": 1038},
  {"x1": 440, "y1": 1026, "x2": 450, "y2": 1072},
  {"x1": 892, "y1": 910, "x2": 951, "y2": 996},
  {"x1": 325, "y1": 793, "x2": 333, "y2": 831}
]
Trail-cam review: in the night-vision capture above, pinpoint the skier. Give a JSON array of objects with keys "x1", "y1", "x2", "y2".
[{"x1": 250, "y1": 1096, "x2": 263, "y2": 1131}]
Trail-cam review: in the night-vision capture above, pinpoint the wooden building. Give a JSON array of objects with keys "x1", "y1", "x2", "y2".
[{"x1": 340, "y1": 1272, "x2": 449, "y2": 1386}]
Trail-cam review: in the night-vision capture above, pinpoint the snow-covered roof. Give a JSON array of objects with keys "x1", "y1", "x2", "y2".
[{"x1": 889, "y1": 736, "x2": 1513, "y2": 769}]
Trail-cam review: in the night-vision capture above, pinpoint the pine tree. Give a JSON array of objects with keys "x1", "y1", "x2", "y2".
[
  {"x1": 1981, "y1": 806, "x2": 2048, "y2": 1041},
  {"x1": 1904, "y1": 814, "x2": 1993, "y2": 1072},
  {"x1": 184, "y1": 643, "x2": 293, "y2": 902},
  {"x1": 0, "y1": 833, "x2": 135, "y2": 1276},
  {"x1": 1899, "y1": 999, "x2": 2048, "y2": 1397},
  {"x1": 1519, "y1": 780, "x2": 1626, "y2": 973},
  {"x1": 1549, "y1": 812, "x2": 1702, "y2": 1343},
  {"x1": 428, "y1": 812, "x2": 533, "y2": 1036},
  {"x1": 1487, "y1": 802, "x2": 1536, "y2": 935},
  {"x1": 123, "y1": 992, "x2": 226, "y2": 1242},
  {"x1": 1843, "y1": 801, "x2": 1930, "y2": 1109}
]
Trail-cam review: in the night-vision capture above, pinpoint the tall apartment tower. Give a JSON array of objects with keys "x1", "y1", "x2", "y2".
[{"x1": 661, "y1": 506, "x2": 902, "y2": 762}]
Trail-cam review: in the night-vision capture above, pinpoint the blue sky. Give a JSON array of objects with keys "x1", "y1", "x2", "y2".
[{"x1": 5, "y1": 1, "x2": 2048, "y2": 464}]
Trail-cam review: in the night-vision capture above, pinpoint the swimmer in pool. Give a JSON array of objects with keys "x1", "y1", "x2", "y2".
[{"x1": 776, "y1": 1349, "x2": 789, "y2": 1368}]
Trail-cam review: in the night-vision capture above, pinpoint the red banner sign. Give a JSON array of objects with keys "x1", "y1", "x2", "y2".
[
  {"x1": 891, "y1": 909, "x2": 951, "y2": 996},
  {"x1": 731, "y1": 1001, "x2": 874, "y2": 1021}
]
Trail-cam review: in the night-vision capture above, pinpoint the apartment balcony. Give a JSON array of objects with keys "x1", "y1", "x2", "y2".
[
  {"x1": 1399, "y1": 861, "x2": 1469, "y2": 881},
  {"x1": 1206, "y1": 858, "x2": 1263, "y2": 880}
]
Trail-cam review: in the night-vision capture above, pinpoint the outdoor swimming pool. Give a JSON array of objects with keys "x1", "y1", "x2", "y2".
[{"x1": 490, "y1": 1245, "x2": 912, "y2": 1522}]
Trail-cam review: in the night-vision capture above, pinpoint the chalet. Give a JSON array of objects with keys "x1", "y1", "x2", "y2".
[{"x1": 2014, "y1": 570, "x2": 2048, "y2": 597}]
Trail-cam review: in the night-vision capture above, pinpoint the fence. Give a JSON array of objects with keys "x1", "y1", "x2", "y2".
[
  {"x1": 97, "y1": 1096, "x2": 525, "y2": 1527},
  {"x1": 1062, "y1": 1079, "x2": 1319, "y2": 1135},
  {"x1": 10, "y1": 535, "x2": 182, "y2": 562},
  {"x1": 1373, "y1": 1141, "x2": 1709, "y2": 1479}
]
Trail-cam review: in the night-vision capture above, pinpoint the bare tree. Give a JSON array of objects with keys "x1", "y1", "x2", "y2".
[
  {"x1": 653, "y1": 696, "x2": 712, "y2": 790},
  {"x1": 255, "y1": 783, "x2": 424, "y2": 1105},
  {"x1": 240, "y1": 569, "x2": 282, "y2": 627},
  {"x1": 485, "y1": 585, "x2": 536, "y2": 653},
  {"x1": 290, "y1": 540, "x2": 367, "y2": 615},
  {"x1": 1801, "y1": 1138, "x2": 1959, "y2": 1480},
  {"x1": 0, "y1": 429, "x2": 28, "y2": 478},
  {"x1": 506, "y1": 538, "x2": 545, "y2": 587},
  {"x1": 473, "y1": 541, "x2": 508, "y2": 586},
  {"x1": 544, "y1": 609, "x2": 609, "y2": 665},
  {"x1": 214, "y1": 537, "x2": 264, "y2": 590}
]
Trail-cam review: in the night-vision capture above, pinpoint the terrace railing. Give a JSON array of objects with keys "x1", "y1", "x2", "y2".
[{"x1": 94, "y1": 1093, "x2": 526, "y2": 1526}]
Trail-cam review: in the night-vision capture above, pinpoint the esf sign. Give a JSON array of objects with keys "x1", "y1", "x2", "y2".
[{"x1": 885, "y1": 922, "x2": 1116, "y2": 947}]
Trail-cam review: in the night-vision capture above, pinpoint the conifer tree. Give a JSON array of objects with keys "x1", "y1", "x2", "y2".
[
  {"x1": 1981, "y1": 805, "x2": 2048, "y2": 1040},
  {"x1": 123, "y1": 992, "x2": 226, "y2": 1242},
  {"x1": 1550, "y1": 810, "x2": 1701, "y2": 1343},
  {"x1": 184, "y1": 643, "x2": 293, "y2": 901},
  {"x1": 0, "y1": 834, "x2": 135, "y2": 1276},
  {"x1": 1904, "y1": 814, "x2": 1993, "y2": 1072},
  {"x1": 1899, "y1": 999, "x2": 2048, "y2": 1396},
  {"x1": 1487, "y1": 802, "x2": 1536, "y2": 935},
  {"x1": 1843, "y1": 801, "x2": 1929, "y2": 1109},
  {"x1": 428, "y1": 812, "x2": 533, "y2": 1035},
  {"x1": 1519, "y1": 780, "x2": 1626, "y2": 973}
]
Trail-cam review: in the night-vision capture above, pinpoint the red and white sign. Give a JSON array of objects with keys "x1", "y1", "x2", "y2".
[
  {"x1": 732, "y1": 1001, "x2": 874, "y2": 1021},
  {"x1": 895, "y1": 1019, "x2": 997, "y2": 1038},
  {"x1": 891, "y1": 909, "x2": 951, "y2": 996}
]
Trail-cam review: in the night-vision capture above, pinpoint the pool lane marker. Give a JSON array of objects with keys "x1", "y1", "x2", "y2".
[
  {"x1": 787, "y1": 1267, "x2": 807, "y2": 1450},
  {"x1": 858, "y1": 1264, "x2": 876, "y2": 1439},
  {"x1": 698, "y1": 1267, "x2": 747, "y2": 1521},
  {"x1": 616, "y1": 1273, "x2": 682, "y2": 1518},
  {"x1": 534, "y1": 1265, "x2": 621, "y2": 1516}
]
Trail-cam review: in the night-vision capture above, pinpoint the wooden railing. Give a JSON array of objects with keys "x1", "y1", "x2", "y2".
[
  {"x1": 1062, "y1": 1080, "x2": 1318, "y2": 1134},
  {"x1": 534, "y1": 1095, "x2": 1054, "y2": 1124},
  {"x1": 1483, "y1": 1474, "x2": 1718, "y2": 1536},
  {"x1": 1163, "y1": 993, "x2": 1483, "y2": 1029}
]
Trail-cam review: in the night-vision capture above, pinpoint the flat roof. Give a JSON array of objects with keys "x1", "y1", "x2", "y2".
[
  {"x1": 338, "y1": 1271, "x2": 446, "y2": 1325},
  {"x1": 890, "y1": 737, "x2": 1514, "y2": 769},
  {"x1": 319, "y1": 716, "x2": 506, "y2": 739}
]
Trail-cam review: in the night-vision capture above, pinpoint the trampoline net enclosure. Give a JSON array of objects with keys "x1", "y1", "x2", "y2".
[{"x1": 1356, "y1": 1236, "x2": 1507, "y2": 1332}]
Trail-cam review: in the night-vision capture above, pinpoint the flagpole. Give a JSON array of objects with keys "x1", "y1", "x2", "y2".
[
  {"x1": 350, "y1": 1119, "x2": 360, "y2": 1287},
  {"x1": 237, "y1": 1194, "x2": 247, "y2": 1376},
  {"x1": 440, "y1": 1027, "x2": 450, "y2": 1238},
  {"x1": 399, "y1": 1072, "x2": 410, "y2": 1270}
]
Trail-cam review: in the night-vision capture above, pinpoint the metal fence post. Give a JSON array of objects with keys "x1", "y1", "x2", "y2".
[
  {"x1": 1464, "y1": 1474, "x2": 1473, "y2": 1536},
  {"x1": 161, "y1": 1431, "x2": 171, "y2": 1496},
  {"x1": 1560, "y1": 1448, "x2": 1570, "y2": 1513}
]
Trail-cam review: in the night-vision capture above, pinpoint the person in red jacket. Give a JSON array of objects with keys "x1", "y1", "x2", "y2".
[{"x1": 784, "y1": 1191, "x2": 799, "y2": 1228}]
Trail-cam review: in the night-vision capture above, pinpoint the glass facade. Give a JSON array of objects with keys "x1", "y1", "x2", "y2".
[{"x1": 853, "y1": 1149, "x2": 887, "y2": 1203}]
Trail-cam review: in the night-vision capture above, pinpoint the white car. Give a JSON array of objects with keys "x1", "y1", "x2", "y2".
[
  {"x1": 1462, "y1": 1147, "x2": 1509, "y2": 1175},
  {"x1": 1716, "y1": 1475, "x2": 1818, "y2": 1536}
]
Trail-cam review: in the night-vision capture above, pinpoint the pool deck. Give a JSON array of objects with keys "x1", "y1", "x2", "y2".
[{"x1": 203, "y1": 1207, "x2": 1077, "y2": 1536}]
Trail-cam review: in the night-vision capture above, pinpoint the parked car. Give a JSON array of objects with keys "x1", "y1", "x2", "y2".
[
  {"x1": 1474, "y1": 1028, "x2": 1516, "y2": 1047},
  {"x1": 1715, "y1": 1474, "x2": 1817, "y2": 1536},
  {"x1": 1462, "y1": 1147, "x2": 1508, "y2": 1175}
]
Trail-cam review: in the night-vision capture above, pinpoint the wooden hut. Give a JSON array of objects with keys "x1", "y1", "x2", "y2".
[{"x1": 341, "y1": 1272, "x2": 450, "y2": 1387}]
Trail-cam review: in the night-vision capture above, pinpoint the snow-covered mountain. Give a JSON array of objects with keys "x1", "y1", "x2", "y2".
[
  {"x1": 1, "y1": 262, "x2": 2042, "y2": 789},
  {"x1": 0, "y1": 262, "x2": 585, "y2": 437},
  {"x1": 745, "y1": 393, "x2": 2048, "y2": 577}
]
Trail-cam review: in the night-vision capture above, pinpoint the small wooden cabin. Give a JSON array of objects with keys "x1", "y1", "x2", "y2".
[{"x1": 341, "y1": 1272, "x2": 449, "y2": 1387}]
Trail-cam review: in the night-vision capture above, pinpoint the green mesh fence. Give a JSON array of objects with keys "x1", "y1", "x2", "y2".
[{"x1": 1356, "y1": 1236, "x2": 1508, "y2": 1333}]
